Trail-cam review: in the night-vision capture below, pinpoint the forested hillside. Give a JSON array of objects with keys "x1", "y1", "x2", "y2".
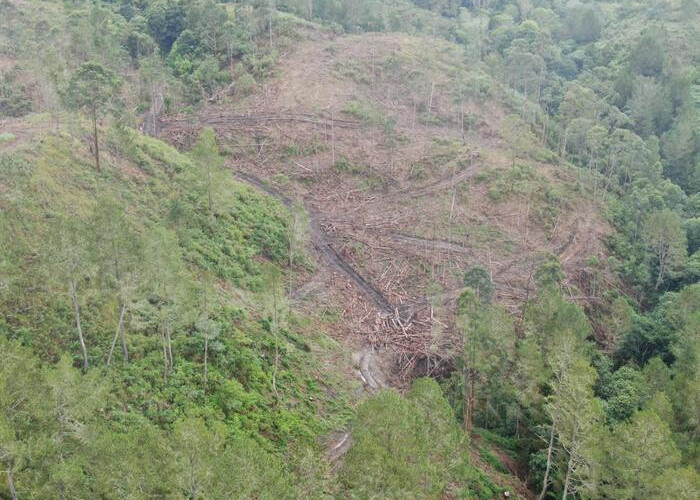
[{"x1": 1, "y1": 1, "x2": 698, "y2": 499}]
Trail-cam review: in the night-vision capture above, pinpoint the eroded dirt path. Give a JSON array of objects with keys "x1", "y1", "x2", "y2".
[
  {"x1": 234, "y1": 171, "x2": 396, "y2": 316},
  {"x1": 235, "y1": 170, "x2": 392, "y2": 465}
]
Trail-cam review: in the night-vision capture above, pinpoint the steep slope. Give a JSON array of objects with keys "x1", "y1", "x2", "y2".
[
  {"x1": 159, "y1": 32, "x2": 613, "y2": 374},
  {"x1": 0, "y1": 123, "x2": 364, "y2": 443}
]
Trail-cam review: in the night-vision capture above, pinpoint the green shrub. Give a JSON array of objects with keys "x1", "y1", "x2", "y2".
[
  {"x1": 235, "y1": 72, "x2": 257, "y2": 96},
  {"x1": 0, "y1": 132, "x2": 16, "y2": 143},
  {"x1": 342, "y1": 99, "x2": 385, "y2": 125},
  {"x1": 340, "y1": 379, "x2": 469, "y2": 500},
  {"x1": 0, "y1": 72, "x2": 32, "y2": 117}
]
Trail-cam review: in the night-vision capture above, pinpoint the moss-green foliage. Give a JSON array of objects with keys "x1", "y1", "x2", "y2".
[
  {"x1": 0, "y1": 126, "x2": 351, "y2": 453},
  {"x1": 333, "y1": 154, "x2": 364, "y2": 174},
  {"x1": 474, "y1": 428, "x2": 519, "y2": 456},
  {"x1": 338, "y1": 379, "x2": 519, "y2": 500},
  {"x1": 335, "y1": 60, "x2": 372, "y2": 85},
  {"x1": 0, "y1": 132, "x2": 16, "y2": 143},
  {"x1": 281, "y1": 137, "x2": 328, "y2": 158},
  {"x1": 340, "y1": 379, "x2": 470, "y2": 500},
  {"x1": 478, "y1": 446, "x2": 509, "y2": 474},
  {"x1": 459, "y1": 466, "x2": 512, "y2": 500},
  {"x1": 342, "y1": 99, "x2": 386, "y2": 125},
  {"x1": 409, "y1": 138, "x2": 472, "y2": 180},
  {"x1": 486, "y1": 164, "x2": 537, "y2": 201},
  {"x1": 0, "y1": 339, "x2": 309, "y2": 500},
  {"x1": 485, "y1": 164, "x2": 570, "y2": 230},
  {"x1": 0, "y1": 69, "x2": 33, "y2": 117}
]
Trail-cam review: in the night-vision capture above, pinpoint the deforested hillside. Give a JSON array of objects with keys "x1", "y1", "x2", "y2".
[
  {"x1": 157, "y1": 30, "x2": 614, "y2": 375},
  {"x1": 1, "y1": 1, "x2": 699, "y2": 500}
]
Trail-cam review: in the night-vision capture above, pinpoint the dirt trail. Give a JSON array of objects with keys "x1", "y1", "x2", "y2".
[
  {"x1": 0, "y1": 118, "x2": 53, "y2": 152},
  {"x1": 234, "y1": 171, "x2": 395, "y2": 316},
  {"x1": 236, "y1": 169, "x2": 392, "y2": 466}
]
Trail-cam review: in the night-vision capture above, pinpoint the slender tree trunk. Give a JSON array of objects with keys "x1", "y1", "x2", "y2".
[
  {"x1": 162, "y1": 329, "x2": 168, "y2": 377},
  {"x1": 7, "y1": 466, "x2": 18, "y2": 500},
  {"x1": 288, "y1": 219, "x2": 295, "y2": 295},
  {"x1": 412, "y1": 99, "x2": 417, "y2": 135},
  {"x1": 559, "y1": 127, "x2": 568, "y2": 166},
  {"x1": 462, "y1": 368, "x2": 469, "y2": 432},
  {"x1": 69, "y1": 280, "x2": 89, "y2": 372},
  {"x1": 427, "y1": 81, "x2": 435, "y2": 119},
  {"x1": 106, "y1": 302, "x2": 127, "y2": 366},
  {"x1": 538, "y1": 424, "x2": 555, "y2": 500},
  {"x1": 160, "y1": 321, "x2": 173, "y2": 380},
  {"x1": 467, "y1": 370, "x2": 475, "y2": 434},
  {"x1": 655, "y1": 250, "x2": 668, "y2": 290},
  {"x1": 92, "y1": 107, "x2": 100, "y2": 172},
  {"x1": 541, "y1": 115, "x2": 548, "y2": 144},
  {"x1": 268, "y1": 0, "x2": 274, "y2": 49},
  {"x1": 203, "y1": 330, "x2": 209, "y2": 394},
  {"x1": 202, "y1": 280, "x2": 210, "y2": 394},
  {"x1": 166, "y1": 323, "x2": 173, "y2": 371},
  {"x1": 462, "y1": 326, "x2": 469, "y2": 432},
  {"x1": 561, "y1": 450, "x2": 574, "y2": 500},
  {"x1": 330, "y1": 112, "x2": 335, "y2": 167},
  {"x1": 118, "y1": 300, "x2": 129, "y2": 363}
]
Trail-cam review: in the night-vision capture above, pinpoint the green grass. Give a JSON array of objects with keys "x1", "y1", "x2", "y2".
[
  {"x1": 342, "y1": 98, "x2": 386, "y2": 125},
  {"x1": 479, "y1": 446, "x2": 510, "y2": 474},
  {"x1": 474, "y1": 427, "x2": 519, "y2": 455},
  {"x1": 0, "y1": 132, "x2": 16, "y2": 143}
]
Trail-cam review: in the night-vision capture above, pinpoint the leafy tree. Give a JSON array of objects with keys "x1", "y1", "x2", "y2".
[
  {"x1": 616, "y1": 311, "x2": 676, "y2": 366},
  {"x1": 456, "y1": 288, "x2": 514, "y2": 433},
  {"x1": 643, "y1": 209, "x2": 687, "y2": 289},
  {"x1": 174, "y1": 416, "x2": 296, "y2": 500},
  {"x1": 599, "y1": 409, "x2": 681, "y2": 500},
  {"x1": 340, "y1": 380, "x2": 467, "y2": 500},
  {"x1": 648, "y1": 467, "x2": 700, "y2": 500},
  {"x1": 629, "y1": 27, "x2": 667, "y2": 77},
  {"x1": 0, "y1": 341, "x2": 107, "y2": 499},
  {"x1": 626, "y1": 77, "x2": 672, "y2": 138},
  {"x1": 145, "y1": 0, "x2": 186, "y2": 53},
  {"x1": 462, "y1": 265, "x2": 493, "y2": 303},
  {"x1": 597, "y1": 365, "x2": 645, "y2": 423},
  {"x1": 142, "y1": 226, "x2": 190, "y2": 378},
  {"x1": 195, "y1": 275, "x2": 220, "y2": 394},
  {"x1": 62, "y1": 62, "x2": 121, "y2": 171},
  {"x1": 189, "y1": 127, "x2": 228, "y2": 226},
  {"x1": 661, "y1": 106, "x2": 700, "y2": 191},
  {"x1": 45, "y1": 216, "x2": 94, "y2": 372},
  {"x1": 562, "y1": 6, "x2": 602, "y2": 44},
  {"x1": 78, "y1": 420, "x2": 178, "y2": 500},
  {"x1": 0, "y1": 340, "x2": 51, "y2": 500},
  {"x1": 90, "y1": 196, "x2": 143, "y2": 365},
  {"x1": 539, "y1": 333, "x2": 602, "y2": 500},
  {"x1": 501, "y1": 114, "x2": 535, "y2": 166}
]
